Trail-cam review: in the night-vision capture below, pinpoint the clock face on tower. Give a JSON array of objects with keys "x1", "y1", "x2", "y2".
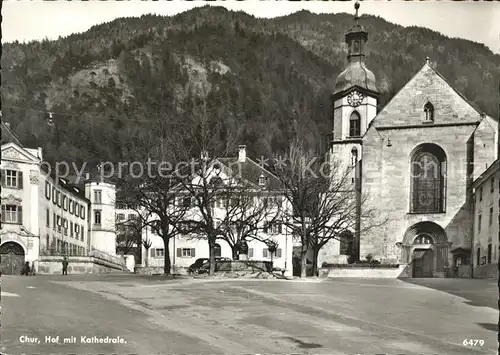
[{"x1": 347, "y1": 90, "x2": 364, "y2": 107}]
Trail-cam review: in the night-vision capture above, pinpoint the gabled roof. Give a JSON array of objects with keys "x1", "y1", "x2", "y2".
[
  {"x1": 371, "y1": 61, "x2": 485, "y2": 128},
  {"x1": 1, "y1": 122, "x2": 23, "y2": 147},
  {"x1": 218, "y1": 157, "x2": 282, "y2": 191}
]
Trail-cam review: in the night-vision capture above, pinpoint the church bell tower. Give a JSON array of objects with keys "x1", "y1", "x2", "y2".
[{"x1": 330, "y1": 1, "x2": 379, "y2": 177}]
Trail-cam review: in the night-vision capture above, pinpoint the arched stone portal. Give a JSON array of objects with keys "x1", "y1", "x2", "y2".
[
  {"x1": 400, "y1": 222, "x2": 449, "y2": 278},
  {"x1": 0, "y1": 241, "x2": 26, "y2": 275}
]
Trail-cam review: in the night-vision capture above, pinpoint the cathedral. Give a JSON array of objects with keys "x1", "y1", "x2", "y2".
[{"x1": 326, "y1": 3, "x2": 498, "y2": 277}]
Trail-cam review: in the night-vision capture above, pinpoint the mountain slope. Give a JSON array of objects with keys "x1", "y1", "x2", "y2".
[{"x1": 2, "y1": 6, "x2": 499, "y2": 167}]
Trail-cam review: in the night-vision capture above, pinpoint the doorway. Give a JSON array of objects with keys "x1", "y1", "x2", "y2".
[
  {"x1": 412, "y1": 249, "x2": 433, "y2": 277},
  {"x1": 0, "y1": 241, "x2": 25, "y2": 275}
]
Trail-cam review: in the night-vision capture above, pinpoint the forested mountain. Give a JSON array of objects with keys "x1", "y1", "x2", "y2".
[{"x1": 2, "y1": 6, "x2": 500, "y2": 167}]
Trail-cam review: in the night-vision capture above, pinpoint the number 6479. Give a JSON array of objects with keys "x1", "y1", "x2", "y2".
[{"x1": 463, "y1": 339, "x2": 484, "y2": 346}]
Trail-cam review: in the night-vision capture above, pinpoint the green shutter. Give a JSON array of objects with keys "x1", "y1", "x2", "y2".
[
  {"x1": 18, "y1": 171, "x2": 23, "y2": 189},
  {"x1": 191, "y1": 248, "x2": 196, "y2": 257},
  {"x1": 17, "y1": 206, "x2": 23, "y2": 224},
  {"x1": 176, "y1": 248, "x2": 182, "y2": 257}
]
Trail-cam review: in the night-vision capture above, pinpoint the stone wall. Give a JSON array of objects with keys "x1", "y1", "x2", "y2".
[
  {"x1": 320, "y1": 264, "x2": 410, "y2": 278},
  {"x1": 474, "y1": 263, "x2": 498, "y2": 279},
  {"x1": 37, "y1": 255, "x2": 126, "y2": 274}
]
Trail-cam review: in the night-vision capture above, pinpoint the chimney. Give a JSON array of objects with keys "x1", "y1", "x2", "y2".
[
  {"x1": 238, "y1": 145, "x2": 246, "y2": 163},
  {"x1": 37, "y1": 147, "x2": 43, "y2": 161},
  {"x1": 85, "y1": 172, "x2": 90, "y2": 181}
]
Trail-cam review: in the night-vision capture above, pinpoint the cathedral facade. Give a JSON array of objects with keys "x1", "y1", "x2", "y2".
[{"x1": 327, "y1": 6, "x2": 498, "y2": 277}]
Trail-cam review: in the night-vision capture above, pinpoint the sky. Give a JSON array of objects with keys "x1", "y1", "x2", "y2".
[{"x1": 2, "y1": 0, "x2": 500, "y2": 54}]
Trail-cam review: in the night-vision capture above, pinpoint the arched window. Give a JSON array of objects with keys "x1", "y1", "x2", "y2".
[
  {"x1": 214, "y1": 243, "x2": 222, "y2": 258},
  {"x1": 349, "y1": 111, "x2": 361, "y2": 137},
  {"x1": 353, "y1": 40, "x2": 360, "y2": 53},
  {"x1": 424, "y1": 102, "x2": 434, "y2": 121},
  {"x1": 410, "y1": 144, "x2": 446, "y2": 213}
]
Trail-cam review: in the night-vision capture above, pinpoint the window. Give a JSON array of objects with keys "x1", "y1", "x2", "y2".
[
  {"x1": 214, "y1": 243, "x2": 222, "y2": 258},
  {"x1": 52, "y1": 187, "x2": 57, "y2": 204},
  {"x1": 480, "y1": 186, "x2": 483, "y2": 201},
  {"x1": 75, "y1": 203, "x2": 80, "y2": 217},
  {"x1": 80, "y1": 205, "x2": 86, "y2": 220},
  {"x1": 69, "y1": 200, "x2": 74, "y2": 214},
  {"x1": 70, "y1": 221, "x2": 74, "y2": 237},
  {"x1": 353, "y1": 40, "x2": 360, "y2": 53},
  {"x1": 488, "y1": 243, "x2": 492, "y2": 263},
  {"x1": 56, "y1": 191, "x2": 61, "y2": 207},
  {"x1": 410, "y1": 144, "x2": 446, "y2": 213},
  {"x1": 349, "y1": 111, "x2": 361, "y2": 137},
  {"x1": 178, "y1": 248, "x2": 195, "y2": 257},
  {"x1": 57, "y1": 216, "x2": 62, "y2": 233},
  {"x1": 45, "y1": 181, "x2": 51, "y2": 199},
  {"x1": 491, "y1": 178, "x2": 495, "y2": 193},
  {"x1": 155, "y1": 249, "x2": 164, "y2": 257},
  {"x1": 258, "y1": 174, "x2": 266, "y2": 186},
  {"x1": 80, "y1": 225, "x2": 84, "y2": 241},
  {"x1": 128, "y1": 214, "x2": 136, "y2": 221},
  {"x1": 116, "y1": 213, "x2": 125, "y2": 222},
  {"x1": 477, "y1": 248, "x2": 480, "y2": 266},
  {"x1": 490, "y1": 207, "x2": 494, "y2": 226},
  {"x1": 53, "y1": 213, "x2": 56, "y2": 230},
  {"x1": 248, "y1": 248, "x2": 254, "y2": 258},
  {"x1": 424, "y1": 102, "x2": 434, "y2": 121},
  {"x1": 94, "y1": 190, "x2": 102, "y2": 204},
  {"x1": 339, "y1": 231, "x2": 354, "y2": 255},
  {"x1": 46, "y1": 234, "x2": 50, "y2": 249},
  {"x1": 265, "y1": 222, "x2": 282, "y2": 234},
  {"x1": 94, "y1": 210, "x2": 102, "y2": 225},
  {"x1": 478, "y1": 214, "x2": 482, "y2": 232},
  {"x1": 63, "y1": 219, "x2": 68, "y2": 236},
  {"x1": 1, "y1": 205, "x2": 22, "y2": 224},
  {"x1": 63, "y1": 195, "x2": 68, "y2": 211},
  {"x1": 5, "y1": 170, "x2": 20, "y2": 188},
  {"x1": 46, "y1": 208, "x2": 50, "y2": 227},
  {"x1": 182, "y1": 197, "x2": 191, "y2": 208}
]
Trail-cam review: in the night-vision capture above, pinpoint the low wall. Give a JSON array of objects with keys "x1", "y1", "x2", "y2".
[
  {"x1": 321, "y1": 264, "x2": 410, "y2": 278},
  {"x1": 216, "y1": 260, "x2": 272, "y2": 273},
  {"x1": 473, "y1": 263, "x2": 498, "y2": 279},
  {"x1": 37, "y1": 255, "x2": 126, "y2": 275}
]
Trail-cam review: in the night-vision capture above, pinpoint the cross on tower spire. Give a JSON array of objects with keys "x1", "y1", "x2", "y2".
[{"x1": 354, "y1": 1, "x2": 360, "y2": 22}]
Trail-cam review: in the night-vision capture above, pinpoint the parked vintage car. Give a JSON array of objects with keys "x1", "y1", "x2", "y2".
[{"x1": 187, "y1": 257, "x2": 232, "y2": 275}]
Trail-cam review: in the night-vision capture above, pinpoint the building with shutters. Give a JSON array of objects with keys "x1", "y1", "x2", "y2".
[
  {"x1": 120, "y1": 145, "x2": 294, "y2": 276},
  {"x1": 317, "y1": 3, "x2": 499, "y2": 278},
  {"x1": 471, "y1": 160, "x2": 499, "y2": 278},
  {"x1": 0, "y1": 141, "x2": 120, "y2": 275}
]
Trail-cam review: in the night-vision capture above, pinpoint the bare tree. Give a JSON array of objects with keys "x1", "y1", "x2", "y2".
[
  {"x1": 272, "y1": 139, "x2": 385, "y2": 277},
  {"x1": 142, "y1": 237, "x2": 152, "y2": 267},
  {"x1": 117, "y1": 109, "x2": 192, "y2": 275},
  {"x1": 215, "y1": 181, "x2": 282, "y2": 260},
  {"x1": 265, "y1": 238, "x2": 279, "y2": 270},
  {"x1": 168, "y1": 99, "x2": 237, "y2": 275},
  {"x1": 116, "y1": 217, "x2": 141, "y2": 256}
]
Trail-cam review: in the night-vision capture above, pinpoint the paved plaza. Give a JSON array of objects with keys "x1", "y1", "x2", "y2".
[{"x1": 1, "y1": 274, "x2": 497, "y2": 354}]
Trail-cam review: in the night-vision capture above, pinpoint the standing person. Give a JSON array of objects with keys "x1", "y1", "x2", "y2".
[
  {"x1": 21, "y1": 261, "x2": 30, "y2": 276},
  {"x1": 62, "y1": 256, "x2": 69, "y2": 275}
]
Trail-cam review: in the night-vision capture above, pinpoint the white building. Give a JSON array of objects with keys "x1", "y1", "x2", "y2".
[
  {"x1": 118, "y1": 146, "x2": 294, "y2": 276},
  {"x1": 0, "y1": 139, "x2": 119, "y2": 275}
]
